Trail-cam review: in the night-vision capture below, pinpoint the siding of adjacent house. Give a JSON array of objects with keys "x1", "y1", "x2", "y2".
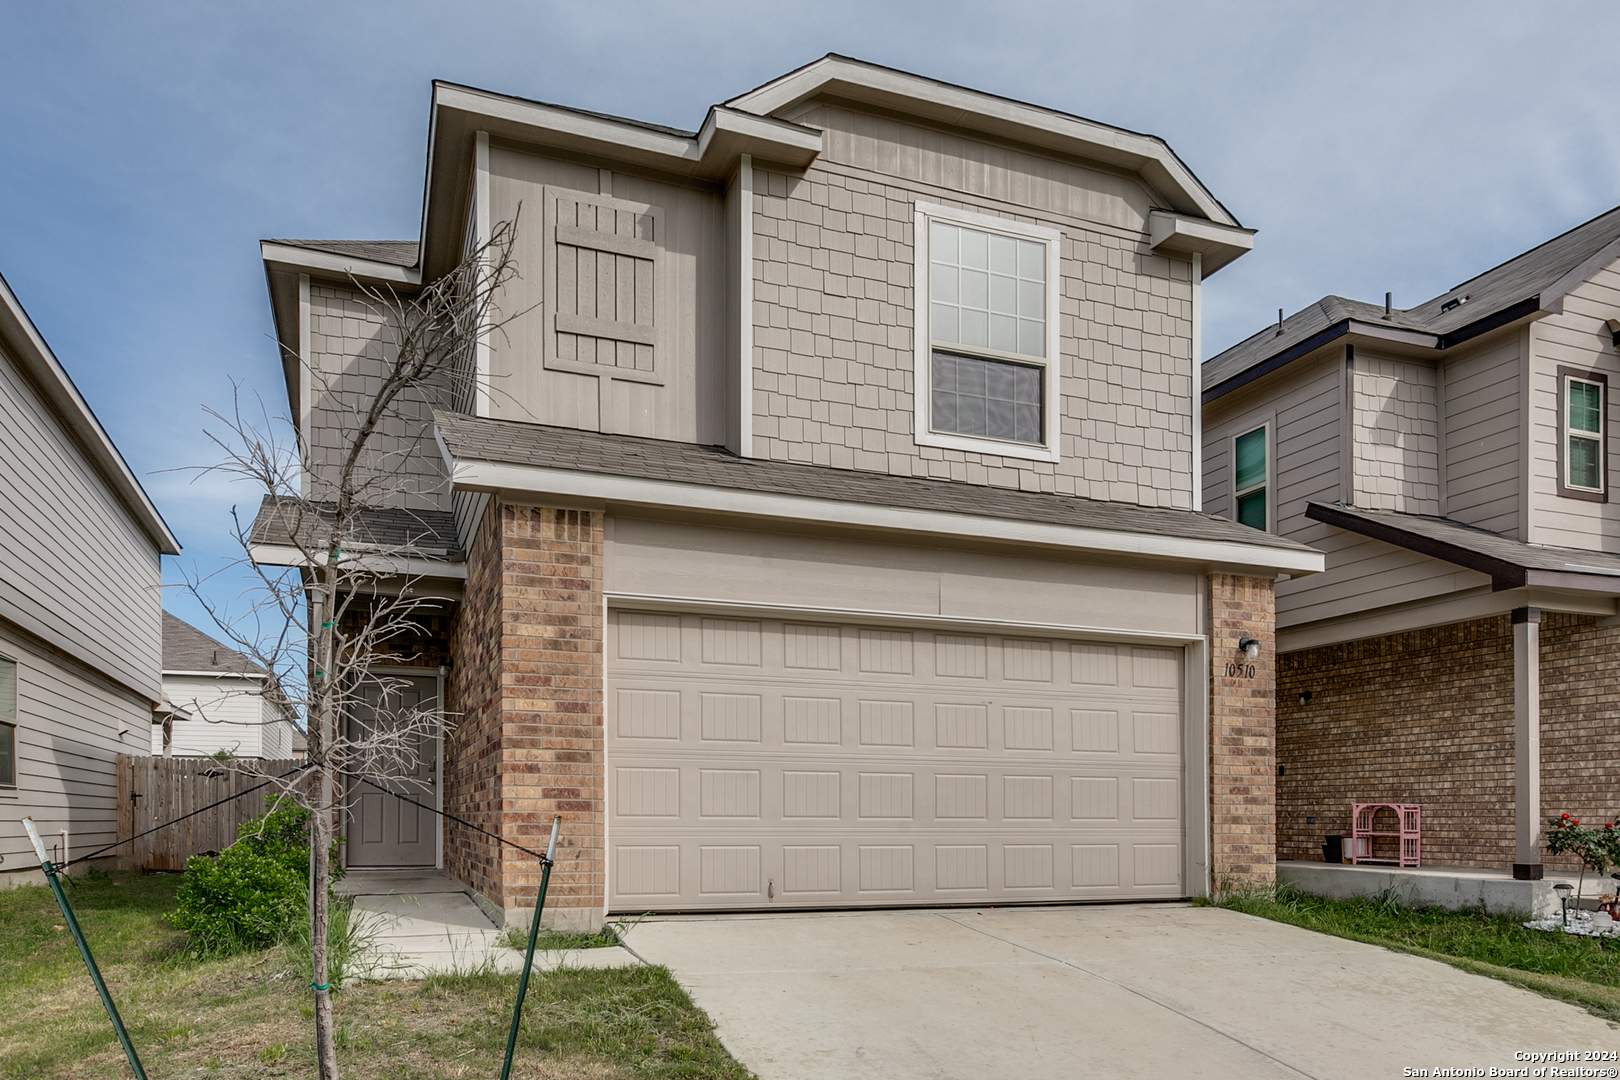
[
  {"x1": 153, "y1": 674, "x2": 292, "y2": 758},
  {"x1": 0, "y1": 339, "x2": 162, "y2": 703},
  {"x1": 1526, "y1": 258, "x2": 1620, "y2": 549},
  {"x1": 1351, "y1": 350, "x2": 1439, "y2": 514},
  {"x1": 1441, "y1": 329, "x2": 1523, "y2": 537},
  {"x1": 749, "y1": 102, "x2": 1195, "y2": 505},
  {"x1": 0, "y1": 588, "x2": 152, "y2": 881},
  {"x1": 483, "y1": 147, "x2": 730, "y2": 444},
  {"x1": 304, "y1": 283, "x2": 451, "y2": 514}
]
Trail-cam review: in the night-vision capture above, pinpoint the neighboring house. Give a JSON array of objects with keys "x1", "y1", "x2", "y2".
[
  {"x1": 257, "y1": 55, "x2": 1321, "y2": 930},
  {"x1": 152, "y1": 612, "x2": 298, "y2": 759},
  {"x1": 1202, "y1": 204, "x2": 1620, "y2": 879},
  {"x1": 0, "y1": 271, "x2": 179, "y2": 885}
]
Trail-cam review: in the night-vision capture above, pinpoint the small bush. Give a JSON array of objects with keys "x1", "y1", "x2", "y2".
[{"x1": 169, "y1": 796, "x2": 339, "y2": 955}]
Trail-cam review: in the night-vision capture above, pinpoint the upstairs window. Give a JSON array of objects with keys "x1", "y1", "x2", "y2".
[
  {"x1": 0, "y1": 658, "x2": 14, "y2": 787},
  {"x1": 1234, "y1": 425, "x2": 1269, "y2": 531},
  {"x1": 913, "y1": 203, "x2": 1061, "y2": 463},
  {"x1": 1562, "y1": 371, "x2": 1606, "y2": 498}
]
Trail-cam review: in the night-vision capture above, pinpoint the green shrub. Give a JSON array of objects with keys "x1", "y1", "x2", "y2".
[{"x1": 168, "y1": 796, "x2": 340, "y2": 955}]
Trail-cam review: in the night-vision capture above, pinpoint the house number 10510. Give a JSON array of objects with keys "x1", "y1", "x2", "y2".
[{"x1": 1224, "y1": 661, "x2": 1257, "y2": 679}]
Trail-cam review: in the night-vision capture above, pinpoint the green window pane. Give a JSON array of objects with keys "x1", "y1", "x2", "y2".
[
  {"x1": 1237, "y1": 489, "x2": 1267, "y2": 531},
  {"x1": 1235, "y1": 427, "x2": 1267, "y2": 492},
  {"x1": 1569, "y1": 434, "x2": 1602, "y2": 490},
  {"x1": 1569, "y1": 380, "x2": 1603, "y2": 435}
]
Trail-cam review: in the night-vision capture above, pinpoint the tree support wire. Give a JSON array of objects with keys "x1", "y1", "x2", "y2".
[{"x1": 23, "y1": 816, "x2": 148, "y2": 1080}]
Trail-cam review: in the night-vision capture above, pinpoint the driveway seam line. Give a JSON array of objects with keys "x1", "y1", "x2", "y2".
[{"x1": 935, "y1": 913, "x2": 1324, "y2": 1080}]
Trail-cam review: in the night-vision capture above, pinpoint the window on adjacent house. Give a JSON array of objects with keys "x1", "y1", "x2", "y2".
[
  {"x1": 0, "y1": 658, "x2": 14, "y2": 787},
  {"x1": 1234, "y1": 426, "x2": 1269, "y2": 531},
  {"x1": 915, "y1": 204, "x2": 1061, "y2": 461},
  {"x1": 1565, "y1": 375, "x2": 1605, "y2": 493}
]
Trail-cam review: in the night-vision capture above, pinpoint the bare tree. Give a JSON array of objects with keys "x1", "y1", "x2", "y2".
[{"x1": 181, "y1": 216, "x2": 522, "y2": 1078}]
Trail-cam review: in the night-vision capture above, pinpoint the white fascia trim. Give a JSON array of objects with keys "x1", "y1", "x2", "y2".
[
  {"x1": 1343, "y1": 320, "x2": 1440, "y2": 351},
  {"x1": 436, "y1": 83, "x2": 700, "y2": 162},
  {"x1": 449, "y1": 457, "x2": 1325, "y2": 575},
  {"x1": 259, "y1": 242, "x2": 421, "y2": 287},
  {"x1": 164, "y1": 670, "x2": 265, "y2": 680},
  {"x1": 0, "y1": 272, "x2": 181, "y2": 554},
  {"x1": 1190, "y1": 253, "x2": 1202, "y2": 512},
  {"x1": 697, "y1": 106, "x2": 823, "y2": 162},
  {"x1": 738, "y1": 154, "x2": 755, "y2": 457},
  {"x1": 248, "y1": 543, "x2": 469, "y2": 580},
  {"x1": 606, "y1": 591, "x2": 1205, "y2": 646},
  {"x1": 1147, "y1": 211, "x2": 1254, "y2": 276},
  {"x1": 913, "y1": 201, "x2": 1063, "y2": 464},
  {"x1": 725, "y1": 57, "x2": 1237, "y2": 226}
]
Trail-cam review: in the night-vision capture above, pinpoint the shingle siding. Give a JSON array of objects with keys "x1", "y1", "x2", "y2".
[{"x1": 1352, "y1": 352, "x2": 1440, "y2": 514}]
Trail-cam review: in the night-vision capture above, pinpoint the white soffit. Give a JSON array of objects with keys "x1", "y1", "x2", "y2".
[
  {"x1": 446, "y1": 458, "x2": 1325, "y2": 576},
  {"x1": 726, "y1": 55, "x2": 1240, "y2": 227},
  {"x1": 1147, "y1": 212, "x2": 1255, "y2": 276},
  {"x1": 260, "y1": 242, "x2": 423, "y2": 287}
]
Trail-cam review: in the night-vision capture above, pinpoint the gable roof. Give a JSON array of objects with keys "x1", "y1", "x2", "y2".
[
  {"x1": 1205, "y1": 203, "x2": 1620, "y2": 401},
  {"x1": 434, "y1": 411, "x2": 1323, "y2": 575},
  {"x1": 1305, "y1": 502, "x2": 1620, "y2": 594},
  {"x1": 163, "y1": 612, "x2": 265, "y2": 675},
  {"x1": 0, "y1": 271, "x2": 180, "y2": 555}
]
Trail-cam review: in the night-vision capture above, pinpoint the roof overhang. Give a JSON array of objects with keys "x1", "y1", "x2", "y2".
[
  {"x1": 1148, "y1": 212, "x2": 1255, "y2": 276},
  {"x1": 727, "y1": 55, "x2": 1241, "y2": 230},
  {"x1": 1306, "y1": 502, "x2": 1620, "y2": 594},
  {"x1": 441, "y1": 451, "x2": 1324, "y2": 579},
  {"x1": 0, "y1": 272, "x2": 179, "y2": 555}
]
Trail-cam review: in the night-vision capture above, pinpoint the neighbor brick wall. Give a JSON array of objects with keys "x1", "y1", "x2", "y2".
[
  {"x1": 444, "y1": 503, "x2": 606, "y2": 928},
  {"x1": 1276, "y1": 617, "x2": 1516, "y2": 868},
  {"x1": 749, "y1": 158, "x2": 1195, "y2": 506},
  {"x1": 1540, "y1": 612, "x2": 1620, "y2": 871},
  {"x1": 1209, "y1": 573, "x2": 1277, "y2": 886}
]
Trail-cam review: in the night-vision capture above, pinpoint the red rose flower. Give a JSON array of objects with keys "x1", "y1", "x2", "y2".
[{"x1": 1564, "y1": 813, "x2": 1572, "y2": 819}]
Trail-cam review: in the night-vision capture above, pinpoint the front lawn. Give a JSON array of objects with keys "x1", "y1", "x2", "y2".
[
  {"x1": 0, "y1": 869, "x2": 753, "y2": 1079},
  {"x1": 1209, "y1": 885, "x2": 1620, "y2": 1021}
]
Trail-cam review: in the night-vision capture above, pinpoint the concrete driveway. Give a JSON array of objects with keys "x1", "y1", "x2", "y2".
[{"x1": 625, "y1": 903, "x2": 1618, "y2": 1079}]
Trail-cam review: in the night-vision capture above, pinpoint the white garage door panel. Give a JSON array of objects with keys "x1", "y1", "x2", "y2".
[{"x1": 607, "y1": 613, "x2": 1183, "y2": 912}]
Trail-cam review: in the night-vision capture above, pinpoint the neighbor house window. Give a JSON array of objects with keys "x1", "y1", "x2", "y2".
[
  {"x1": 0, "y1": 658, "x2": 14, "y2": 787},
  {"x1": 1562, "y1": 371, "x2": 1606, "y2": 498},
  {"x1": 1234, "y1": 425, "x2": 1269, "y2": 531},
  {"x1": 914, "y1": 203, "x2": 1062, "y2": 463}
]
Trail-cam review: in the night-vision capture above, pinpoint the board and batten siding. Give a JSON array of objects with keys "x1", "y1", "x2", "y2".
[
  {"x1": 1442, "y1": 330, "x2": 1523, "y2": 538},
  {"x1": 0, "y1": 624, "x2": 151, "y2": 883},
  {"x1": 153, "y1": 674, "x2": 293, "y2": 759},
  {"x1": 0, "y1": 340, "x2": 162, "y2": 703},
  {"x1": 748, "y1": 102, "x2": 1196, "y2": 507},
  {"x1": 1526, "y1": 259, "x2": 1620, "y2": 549},
  {"x1": 304, "y1": 283, "x2": 451, "y2": 514},
  {"x1": 484, "y1": 146, "x2": 730, "y2": 444}
]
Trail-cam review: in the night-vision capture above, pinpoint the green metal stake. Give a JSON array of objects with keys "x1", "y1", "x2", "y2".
[
  {"x1": 23, "y1": 817, "x2": 147, "y2": 1079},
  {"x1": 500, "y1": 816, "x2": 560, "y2": 1080}
]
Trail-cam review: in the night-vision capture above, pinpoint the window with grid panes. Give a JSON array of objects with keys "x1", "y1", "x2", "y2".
[
  {"x1": 1566, "y1": 375, "x2": 1604, "y2": 493},
  {"x1": 1234, "y1": 426, "x2": 1268, "y2": 531}
]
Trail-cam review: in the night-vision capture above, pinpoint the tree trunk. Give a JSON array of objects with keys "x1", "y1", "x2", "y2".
[{"x1": 312, "y1": 758, "x2": 338, "y2": 1078}]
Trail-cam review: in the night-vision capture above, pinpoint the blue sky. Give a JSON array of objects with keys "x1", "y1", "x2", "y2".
[{"x1": 4, "y1": 1, "x2": 1620, "y2": 634}]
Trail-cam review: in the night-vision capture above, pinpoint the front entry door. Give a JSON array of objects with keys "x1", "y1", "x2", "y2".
[{"x1": 346, "y1": 673, "x2": 440, "y2": 868}]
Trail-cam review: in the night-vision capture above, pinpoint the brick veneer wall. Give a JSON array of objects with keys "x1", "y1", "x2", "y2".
[
  {"x1": 1209, "y1": 573, "x2": 1277, "y2": 887},
  {"x1": 445, "y1": 503, "x2": 605, "y2": 930},
  {"x1": 1275, "y1": 617, "x2": 1516, "y2": 867},
  {"x1": 1539, "y1": 612, "x2": 1620, "y2": 871}
]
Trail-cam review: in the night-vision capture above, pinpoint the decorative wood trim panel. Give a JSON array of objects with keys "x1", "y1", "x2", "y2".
[{"x1": 543, "y1": 186, "x2": 668, "y2": 386}]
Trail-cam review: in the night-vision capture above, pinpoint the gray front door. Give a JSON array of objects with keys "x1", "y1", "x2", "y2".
[{"x1": 346, "y1": 673, "x2": 440, "y2": 868}]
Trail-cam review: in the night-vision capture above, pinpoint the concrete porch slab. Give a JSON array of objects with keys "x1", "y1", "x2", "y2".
[
  {"x1": 337, "y1": 869, "x2": 641, "y2": 979},
  {"x1": 1279, "y1": 860, "x2": 1593, "y2": 916}
]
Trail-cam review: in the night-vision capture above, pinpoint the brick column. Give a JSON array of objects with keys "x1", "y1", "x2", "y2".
[
  {"x1": 1208, "y1": 573, "x2": 1277, "y2": 889},
  {"x1": 446, "y1": 502, "x2": 605, "y2": 932}
]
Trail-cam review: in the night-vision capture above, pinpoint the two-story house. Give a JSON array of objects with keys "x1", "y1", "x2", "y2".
[
  {"x1": 152, "y1": 612, "x2": 299, "y2": 759},
  {"x1": 259, "y1": 56, "x2": 1321, "y2": 931},
  {"x1": 1202, "y1": 204, "x2": 1620, "y2": 880},
  {"x1": 0, "y1": 270, "x2": 179, "y2": 884}
]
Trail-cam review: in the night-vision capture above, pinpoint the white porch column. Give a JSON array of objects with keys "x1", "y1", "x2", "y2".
[{"x1": 1513, "y1": 606, "x2": 1542, "y2": 879}]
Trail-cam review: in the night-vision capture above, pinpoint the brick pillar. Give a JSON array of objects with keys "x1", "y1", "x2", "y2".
[
  {"x1": 445, "y1": 502, "x2": 605, "y2": 932},
  {"x1": 1208, "y1": 573, "x2": 1277, "y2": 889}
]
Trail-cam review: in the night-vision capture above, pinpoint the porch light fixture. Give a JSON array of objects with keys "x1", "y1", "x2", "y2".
[
  {"x1": 1555, "y1": 881, "x2": 1574, "y2": 927},
  {"x1": 1238, "y1": 637, "x2": 1261, "y2": 660}
]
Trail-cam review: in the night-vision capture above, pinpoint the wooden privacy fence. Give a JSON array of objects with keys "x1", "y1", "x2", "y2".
[{"x1": 116, "y1": 755, "x2": 305, "y2": 871}]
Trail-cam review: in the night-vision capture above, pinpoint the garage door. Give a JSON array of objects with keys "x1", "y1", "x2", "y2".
[{"x1": 606, "y1": 611, "x2": 1185, "y2": 912}]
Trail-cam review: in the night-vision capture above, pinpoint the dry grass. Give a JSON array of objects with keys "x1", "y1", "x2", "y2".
[{"x1": 0, "y1": 871, "x2": 752, "y2": 1079}]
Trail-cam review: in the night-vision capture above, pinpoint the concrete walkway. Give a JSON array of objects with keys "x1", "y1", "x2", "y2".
[
  {"x1": 625, "y1": 903, "x2": 1620, "y2": 1080},
  {"x1": 336, "y1": 870, "x2": 638, "y2": 979}
]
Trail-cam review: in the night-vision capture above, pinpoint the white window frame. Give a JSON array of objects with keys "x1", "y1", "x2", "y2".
[
  {"x1": 913, "y1": 202, "x2": 1063, "y2": 463},
  {"x1": 1562, "y1": 372, "x2": 1606, "y2": 496},
  {"x1": 1231, "y1": 420, "x2": 1274, "y2": 533}
]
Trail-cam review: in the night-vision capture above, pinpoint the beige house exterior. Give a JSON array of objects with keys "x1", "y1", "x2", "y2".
[
  {"x1": 1202, "y1": 205, "x2": 1620, "y2": 878},
  {"x1": 259, "y1": 56, "x2": 1321, "y2": 930},
  {"x1": 0, "y1": 271, "x2": 179, "y2": 885},
  {"x1": 152, "y1": 613, "x2": 297, "y2": 760}
]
